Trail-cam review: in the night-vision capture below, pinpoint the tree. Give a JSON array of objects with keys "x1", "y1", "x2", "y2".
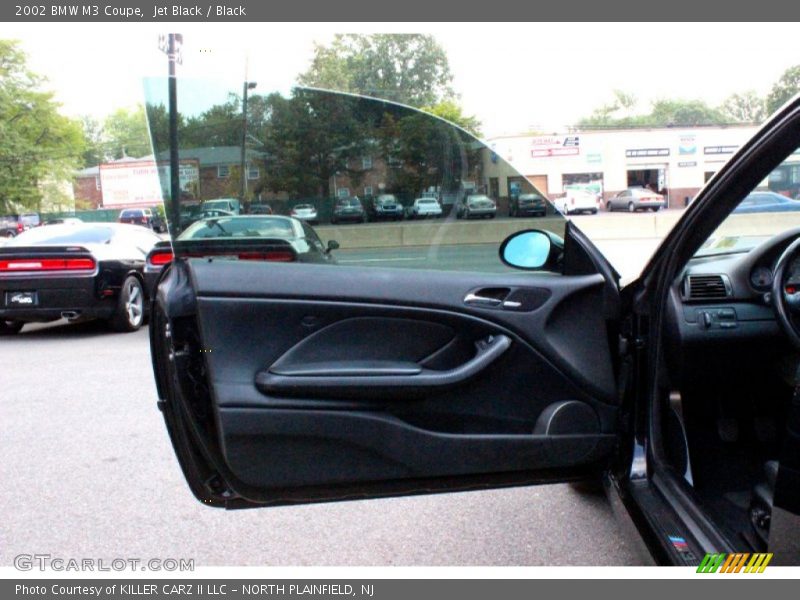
[
  {"x1": 766, "y1": 65, "x2": 800, "y2": 115},
  {"x1": 0, "y1": 40, "x2": 84, "y2": 213},
  {"x1": 648, "y1": 99, "x2": 727, "y2": 127},
  {"x1": 577, "y1": 94, "x2": 728, "y2": 129},
  {"x1": 79, "y1": 115, "x2": 104, "y2": 166},
  {"x1": 102, "y1": 105, "x2": 151, "y2": 158},
  {"x1": 298, "y1": 34, "x2": 455, "y2": 107},
  {"x1": 256, "y1": 90, "x2": 372, "y2": 199},
  {"x1": 422, "y1": 100, "x2": 481, "y2": 137},
  {"x1": 719, "y1": 90, "x2": 766, "y2": 123}
]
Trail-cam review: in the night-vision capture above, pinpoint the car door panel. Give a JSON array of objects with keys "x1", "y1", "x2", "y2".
[
  {"x1": 152, "y1": 257, "x2": 619, "y2": 504},
  {"x1": 145, "y1": 82, "x2": 622, "y2": 508}
]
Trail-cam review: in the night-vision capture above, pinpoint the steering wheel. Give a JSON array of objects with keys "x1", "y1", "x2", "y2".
[{"x1": 771, "y1": 236, "x2": 800, "y2": 349}]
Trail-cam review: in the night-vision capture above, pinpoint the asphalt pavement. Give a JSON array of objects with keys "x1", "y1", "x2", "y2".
[{"x1": 0, "y1": 319, "x2": 648, "y2": 566}]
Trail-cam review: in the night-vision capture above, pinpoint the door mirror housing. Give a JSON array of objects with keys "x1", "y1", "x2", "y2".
[
  {"x1": 326, "y1": 240, "x2": 340, "y2": 253},
  {"x1": 499, "y1": 229, "x2": 564, "y2": 272}
]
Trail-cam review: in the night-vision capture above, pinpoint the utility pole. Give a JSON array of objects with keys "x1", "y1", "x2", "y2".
[
  {"x1": 168, "y1": 34, "x2": 182, "y2": 236},
  {"x1": 240, "y1": 80, "x2": 257, "y2": 206},
  {"x1": 159, "y1": 33, "x2": 183, "y2": 236}
]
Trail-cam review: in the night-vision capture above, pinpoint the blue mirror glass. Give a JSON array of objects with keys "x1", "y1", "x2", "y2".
[{"x1": 502, "y1": 231, "x2": 551, "y2": 269}]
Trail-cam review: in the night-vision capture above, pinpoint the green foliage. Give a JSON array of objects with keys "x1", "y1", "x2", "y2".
[
  {"x1": 422, "y1": 100, "x2": 481, "y2": 136},
  {"x1": 102, "y1": 105, "x2": 151, "y2": 159},
  {"x1": 577, "y1": 91, "x2": 728, "y2": 129},
  {"x1": 256, "y1": 90, "x2": 373, "y2": 199},
  {"x1": 766, "y1": 65, "x2": 800, "y2": 115},
  {"x1": 298, "y1": 34, "x2": 456, "y2": 108},
  {"x1": 720, "y1": 90, "x2": 766, "y2": 124},
  {"x1": 0, "y1": 40, "x2": 84, "y2": 213}
]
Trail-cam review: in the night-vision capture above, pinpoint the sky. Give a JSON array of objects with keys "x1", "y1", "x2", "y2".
[{"x1": 3, "y1": 22, "x2": 799, "y2": 137}]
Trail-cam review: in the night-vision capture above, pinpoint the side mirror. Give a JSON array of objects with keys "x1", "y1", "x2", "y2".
[
  {"x1": 499, "y1": 229, "x2": 564, "y2": 271},
  {"x1": 326, "y1": 240, "x2": 340, "y2": 253}
]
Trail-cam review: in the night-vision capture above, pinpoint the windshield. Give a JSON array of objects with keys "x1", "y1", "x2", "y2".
[
  {"x1": 697, "y1": 151, "x2": 800, "y2": 258},
  {"x1": 337, "y1": 198, "x2": 361, "y2": 207},
  {"x1": 179, "y1": 217, "x2": 296, "y2": 240}
]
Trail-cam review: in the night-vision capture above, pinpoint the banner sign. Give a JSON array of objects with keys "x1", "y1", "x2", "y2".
[{"x1": 99, "y1": 160, "x2": 199, "y2": 208}]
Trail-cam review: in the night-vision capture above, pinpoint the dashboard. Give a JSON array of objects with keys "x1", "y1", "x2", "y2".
[{"x1": 669, "y1": 228, "x2": 800, "y2": 346}]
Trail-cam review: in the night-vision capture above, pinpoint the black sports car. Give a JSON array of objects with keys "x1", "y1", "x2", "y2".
[
  {"x1": 0, "y1": 223, "x2": 162, "y2": 334},
  {"x1": 143, "y1": 215, "x2": 339, "y2": 298}
]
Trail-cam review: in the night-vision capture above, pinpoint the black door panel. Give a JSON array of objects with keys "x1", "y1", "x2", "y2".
[
  {"x1": 147, "y1": 258, "x2": 621, "y2": 503},
  {"x1": 218, "y1": 408, "x2": 615, "y2": 490},
  {"x1": 191, "y1": 260, "x2": 618, "y2": 404}
]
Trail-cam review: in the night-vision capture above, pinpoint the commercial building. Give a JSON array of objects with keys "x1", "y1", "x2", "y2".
[{"x1": 481, "y1": 124, "x2": 792, "y2": 207}]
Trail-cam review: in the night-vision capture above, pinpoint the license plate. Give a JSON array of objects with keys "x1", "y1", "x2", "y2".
[{"x1": 6, "y1": 291, "x2": 37, "y2": 307}]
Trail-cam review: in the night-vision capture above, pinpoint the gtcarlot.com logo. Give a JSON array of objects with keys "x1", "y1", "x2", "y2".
[
  {"x1": 697, "y1": 553, "x2": 773, "y2": 573},
  {"x1": 14, "y1": 554, "x2": 194, "y2": 572}
]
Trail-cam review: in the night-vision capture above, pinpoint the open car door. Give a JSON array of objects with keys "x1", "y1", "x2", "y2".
[{"x1": 144, "y1": 79, "x2": 624, "y2": 508}]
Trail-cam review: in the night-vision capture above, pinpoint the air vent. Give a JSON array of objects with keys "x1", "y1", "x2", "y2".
[{"x1": 684, "y1": 274, "x2": 731, "y2": 301}]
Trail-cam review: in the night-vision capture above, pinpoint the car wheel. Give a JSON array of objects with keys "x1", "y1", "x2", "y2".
[
  {"x1": 651, "y1": 206, "x2": 660, "y2": 212},
  {"x1": 627, "y1": 202, "x2": 635, "y2": 213},
  {"x1": 4, "y1": 231, "x2": 14, "y2": 238},
  {"x1": 591, "y1": 209, "x2": 598, "y2": 214},
  {"x1": 0, "y1": 320, "x2": 24, "y2": 335},
  {"x1": 110, "y1": 276, "x2": 145, "y2": 332},
  {"x1": 606, "y1": 202, "x2": 613, "y2": 212}
]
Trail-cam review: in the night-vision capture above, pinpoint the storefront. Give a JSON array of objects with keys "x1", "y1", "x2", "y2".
[{"x1": 483, "y1": 124, "x2": 762, "y2": 207}]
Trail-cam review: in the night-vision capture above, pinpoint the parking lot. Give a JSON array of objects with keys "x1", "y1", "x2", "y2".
[
  {"x1": 0, "y1": 210, "x2": 676, "y2": 567},
  {"x1": 0, "y1": 317, "x2": 647, "y2": 566}
]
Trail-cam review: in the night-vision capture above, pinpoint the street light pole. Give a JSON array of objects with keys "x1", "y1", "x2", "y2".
[
  {"x1": 240, "y1": 81, "x2": 257, "y2": 206},
  {"x1": 167, "y1": 33, "x2": 182, "y2": 236}
]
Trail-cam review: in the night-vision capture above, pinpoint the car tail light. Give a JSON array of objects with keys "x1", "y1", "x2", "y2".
[
  {"x1": 238, "y1": 251, "x2": 295, "y2": 262},
  {"x1": 787, "y1": 285, "x2": 797, "y2": 295},
  {"x1": 179, "y1": 250, "x2": 296, "y2": 263},
  {"x1": 148, "y1": 250, "x2": 174, "y2": 266},
  {"x1": 16, "y1": 223, "x2": 24, "y2": 233},
  {"x1": 0, "y1": 257, "x2": 95, "y2": 272}
]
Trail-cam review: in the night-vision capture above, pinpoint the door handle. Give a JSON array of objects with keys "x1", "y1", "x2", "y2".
[
  {"x1": 464, "y1": 287, "x2": 510, "y2": 308},
  {"x1": 256, "y1": 334, "x2": 512, "y2": 398},
  {"x1": 464, "y1": 292, "x2": 503, "y2": 307}
]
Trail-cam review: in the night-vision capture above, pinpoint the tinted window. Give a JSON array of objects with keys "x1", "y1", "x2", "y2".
[{"x1": 144, "y1": 81, "x2": 561, "y2": 274}]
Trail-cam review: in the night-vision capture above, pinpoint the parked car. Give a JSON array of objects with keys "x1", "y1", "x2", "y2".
[
  {"x1": 179, "y1": 206, "x2": 235, "y2": 229},
  {"x1": 118, "y1": 207, "x2": 166, "y2": 233},
  {"x1": 372, "y1": 194, "x2": 404, "y2": 221},
  {"x1": 732, "y1": 191, "x2": 800, "y2": 213},
  {"x1": 143, "y1": 215, "x2": 339, "y2": 297},
  {"x1": 0, "y1": 223, "x2": 161, "y2": 334},
  {"x1": 606, "y1": 187, "x2": 666, "y2": 212},
  {"x1": 509, "y1": 193, "x2": 547, "y2": 217},
  {"x1": 289, "y1": 203, "x2": 319, "y2": 224},
  {"x1": 456, "y1": 194, "x2": 497, "y2": 219},
  {"x1": 331, "y1": 197, "x2": 367, "y2": 224},
  {"x1": 249, "y1": 203, "x2": 273, "y2": 215},
  {"x1": 0, "y1": 213, "x2": 40, "y2": 237},
  {"x1": 554, "y1": 189, "x2": 600, "y2": 215},
  {"x1": 0, "y1": 216, "x2": 25, "y2": 238},
  {"x1": 201, "y1": 198, "x2": 242, "y2": 215},
  {"x1": 42, "y1": 217, "x2": 83, "y2": 226},
  {"x1": 408, "y1": 197, "x2": 443, "y2": 219}
]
